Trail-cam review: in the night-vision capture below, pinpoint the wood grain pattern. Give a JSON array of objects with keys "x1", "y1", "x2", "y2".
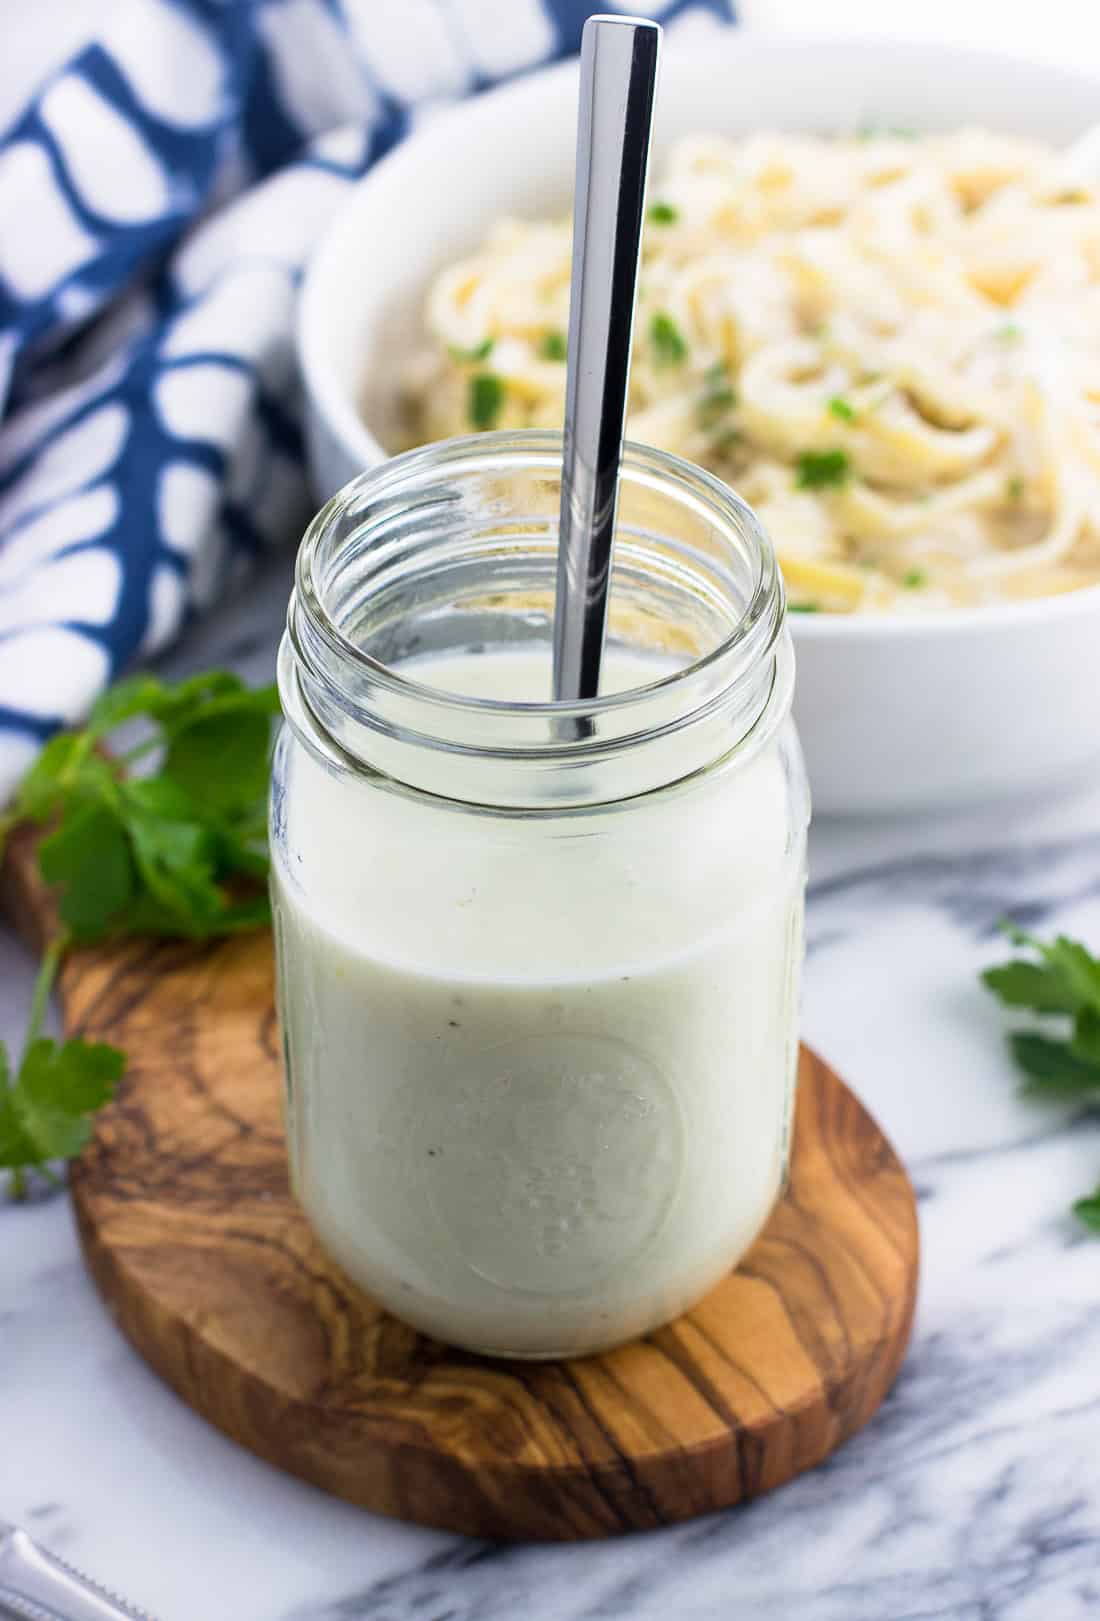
[{"x1": 2, "y1": 825, "x2": 919, "y2": 1541}]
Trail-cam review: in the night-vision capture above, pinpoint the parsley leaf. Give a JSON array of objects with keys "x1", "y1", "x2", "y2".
[
  {"x1": 1045, "y1": 937, "x2": 1100, "y2": 1011},
  {"x1": 86, "y1": 674, "x2": 192, "y2": 736},
  {"x1": 699, "y1": 362, "x2": 737, "y2": 429},
  {"x1": 448, "y1": 337, "x2": 495, "y2": 363},
  {"x1": 123, "y1": 779, "x2": 228, "y2": 937},
  {"x1": 827, "y1": 396, "x2": 857, "y2": 423},
  {"x1": 38, "y1": 796, "x2": 136, "y2": 938},
  {"x1": 164, "y1": 699, "x2": 276, "y2": 814},
  {"x1": 903, "y1": 569, "x2": 927, "y2": 589},
  {"x1": 788, "y1": 601, "x2": 821, "y2": 613},
  {"x1": 14, "y1": 733, "x2": 94, "y2": 821},
  {"x1": 0, "y1": 1036, "x2": 124, "y2": 1193},
  {"x1": 469, "y1": 372, "x2": 505, "y2": 429},
  {"x1": 795, "y1": 449, "x2": 850, "y2": 489},
  {"x1": 982, "y1": 925, "x2": 1100, "y2": 1230},
  {"x1": 0, "y1": 941, "x2": 125, "y2": 1198},
  {"x1": 0, "y1": 1050, "x2": 36, "y2": 1178},
  {"x1": 539, "y1": 332, "x2": 567, "y2": 362},
  {"x1": 990, "y1": 928, "x2": 1100, "y2": 1016},
  {"x1": 650, "y1": 312, "x2": 688, "y2": 366},
  {"x1": 16, "y1": 672, "x2": 278, "y2": 944},
  {"x1": 712, "y1": 428, "x2": 741, "y2": 457},
  {"x1": 648, "y1": 201, "x2": 679, "y2": 225},
  {"x1": 1009, "y1": 1033, "x2": 1100, "y2": 1096},
  {"x1": 982, "y1": 959, "x2": 1082, "y2": 1015},
  {"x1": 1071, "y1": 1007, "x2": 1100, "y2": 1067},
  {"x1": 12, "y1": 1038, "x2": 124, "y2": 1162}
]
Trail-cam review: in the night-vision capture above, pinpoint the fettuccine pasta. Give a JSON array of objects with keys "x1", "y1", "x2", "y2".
[{"x1": 400, "y1": 128, "x2": 1100, "y2": 613}]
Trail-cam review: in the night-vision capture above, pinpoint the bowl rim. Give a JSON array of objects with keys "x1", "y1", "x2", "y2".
[
  {"x1": 297, "y1": 30, "x2": 1100, "y2": 637},
  {"x1": 785, "y1": 579, "x2": 1100, "y2": 637}
]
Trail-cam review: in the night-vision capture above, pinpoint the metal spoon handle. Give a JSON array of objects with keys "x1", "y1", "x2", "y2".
[{"x1": 552, "y1": 14, "x2": 661, "y2": 703}]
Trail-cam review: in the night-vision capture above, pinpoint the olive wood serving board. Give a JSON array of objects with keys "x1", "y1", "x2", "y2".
[{"x1": 2, "y1": 826, "x2": 918, "y2": 1542}]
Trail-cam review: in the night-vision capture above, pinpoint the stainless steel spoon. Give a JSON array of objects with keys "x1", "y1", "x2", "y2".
[
  {"x1": 1, "y1": 1521, "x2": 158, "y2": 1620},
  {"x1": 552, "y1": 13, "x2": 662, "y2": 704}
]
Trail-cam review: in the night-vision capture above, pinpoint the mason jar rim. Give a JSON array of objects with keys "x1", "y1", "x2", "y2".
[
  {"x1": 293, "y1": 430, "x2": 783, "y2": 721},
  {"x1": 282, "y1": 430, "x2": 791, "y2": 808}
]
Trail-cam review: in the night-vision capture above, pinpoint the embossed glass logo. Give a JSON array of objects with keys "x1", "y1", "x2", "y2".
[{"x1": 418, "y1": 1034, "x2": 683, "y2": 1294}]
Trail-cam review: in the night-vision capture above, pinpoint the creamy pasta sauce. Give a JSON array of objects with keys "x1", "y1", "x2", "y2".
[
  {"x1": 272, "y1": 645, "x2": 804, "y2": 1357},
  {"x1": 402, "y1": 128, "x2": 1100, "y2": 613}
]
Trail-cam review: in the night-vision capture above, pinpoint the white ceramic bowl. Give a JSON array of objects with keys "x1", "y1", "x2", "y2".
[{"x1": 298, "y1": 34, "x2": 1100, "y2": 814}]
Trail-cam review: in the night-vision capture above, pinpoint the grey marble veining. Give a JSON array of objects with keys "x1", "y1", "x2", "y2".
[{"x1": 2, "y1": 559, "x2": 1100, "y2": 1620}]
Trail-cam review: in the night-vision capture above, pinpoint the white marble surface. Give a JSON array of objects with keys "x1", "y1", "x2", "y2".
[
  {"x1": 4, "y1": 6, "x2": 1100, "y2": 1619},
  {"x1": 2, "y1": 553, "x2": 1100, "y2": 1621}
]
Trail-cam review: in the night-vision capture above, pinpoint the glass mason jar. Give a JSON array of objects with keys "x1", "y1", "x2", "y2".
[{"x1": 272, "y1": 432, "x2": 809, "y2": 1359}]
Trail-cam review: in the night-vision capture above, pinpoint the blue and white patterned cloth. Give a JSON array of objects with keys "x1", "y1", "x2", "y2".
[{"x1": 0, "y1": 0, "x2": 736, "y2": 797}]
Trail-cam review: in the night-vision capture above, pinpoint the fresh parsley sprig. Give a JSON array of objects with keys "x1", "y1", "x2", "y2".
[
  {"x1": 0, "y1": 939, "x2": 124, "y2": 1199},
  {"x1": 7, "y1": 671, "x2": 278, "y2": 941},
  {"x1": 982, "y1": 923, "x2": 1100, "y2": 1229},
  {"x1": 1, "y1": 670, "x2": 279, "y2": 1198}
]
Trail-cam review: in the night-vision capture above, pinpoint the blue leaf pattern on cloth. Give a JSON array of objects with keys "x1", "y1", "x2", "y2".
[{"x1": 0, "y1": 0, "x2": 736, "y2": 796}]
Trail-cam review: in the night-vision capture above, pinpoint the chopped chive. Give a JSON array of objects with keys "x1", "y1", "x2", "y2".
[
  {"x1": 1006, "y1": 475, "x2": 1025, "y2": 502},
  {"x1": 902, "y1": 568, "x2": 927, "y2": 589},
  {"x1": 789, "y1": 600, "x2": 821, "y2": 613},
  {"x1": 828, "y1": 395, "x2": 857, "y2": 423},
  {"x1": 795, "y1": 448, "x2": 850, "y2": 489},
  {"x1": 468, "y1": 372, "x2": 504, "y2": 430},
  {"x1": 700, "y1": 388, "x2": 737, "y2": 428},
  {"x1": 448, "y1": 337, "x2": 495, "y2": 363},
  {"x1": 699, "y1": 361, "x2": 737, "y2": 429},
  {"x1": 538, "y1": 331, "x2": 567, "y2": 362},
  {"x1": 648, "y1": 200, "x2": 679, "y2": 225},
  {"x1": 650, "y1": 311, "x2": 688, "y2": 366},
  {"x1": 712, "y1": 428, "x2": 742, "y2": 455}
]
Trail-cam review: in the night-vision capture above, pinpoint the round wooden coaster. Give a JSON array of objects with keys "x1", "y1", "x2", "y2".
[{"x1": 5, "y1": 842, "x2": 918, "y2": 1541}]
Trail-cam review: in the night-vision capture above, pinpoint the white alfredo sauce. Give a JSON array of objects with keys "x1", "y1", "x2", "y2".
[{"x1": 272, "y1": 644, "x2": 804, "y2": 1357}]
